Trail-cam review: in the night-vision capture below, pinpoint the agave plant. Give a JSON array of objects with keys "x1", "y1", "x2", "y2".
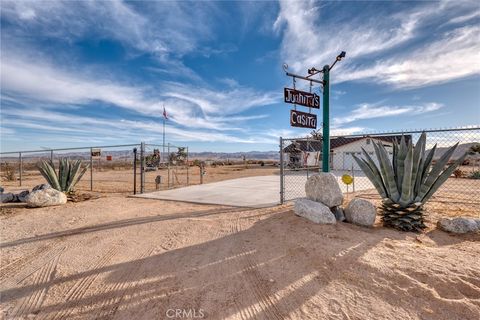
[
  {"x1": 353, "y1": 133, "x2": 467, "y2": 232},
  {"x1": 37, "y1": 158, "x2": 89, "y2": 193}
]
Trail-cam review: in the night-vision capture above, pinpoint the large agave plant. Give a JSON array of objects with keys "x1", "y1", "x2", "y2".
[
  {"x1": 353, "y1": 133, "x2": 467, "y2": 232},
  {"x1": 37, "y1": 158, "x2": 89, "y2": 193}
]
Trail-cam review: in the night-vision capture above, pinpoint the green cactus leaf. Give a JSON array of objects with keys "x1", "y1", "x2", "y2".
[
  {"x1": 374, "y1": 141, "x2": 400, "y2": 201},
  {"x1": 420, "y1": 152, "x2": 467, "y2": 204},
  {"x1": 415, "y1": 142, "x2": 458, "y2": 202},
  {"x1": 353, "y1": 154, "x2": 388, "y2": 198}
]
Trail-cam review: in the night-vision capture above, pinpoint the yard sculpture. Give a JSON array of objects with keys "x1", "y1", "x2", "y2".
[{"x1": 353, "y1": 132, "x2": 466, "y2": 232}]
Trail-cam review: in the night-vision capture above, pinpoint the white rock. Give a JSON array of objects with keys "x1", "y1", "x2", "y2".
[
  {"x1": 437, "y1": 217, "x2": 479, "y2": 234},
  {"x1": 345, "y1": 198, "x2": 376, "y2": 227},
  {"x1": 305, "y1": 173, "x2": 344, "y2": 207},
  {"x1": 1, "y1": 193, "x2": 15, "y2": 203},
  {"x1": 26, "y1": 188, "x2": 67, "y2": 208},
  {"x1": 294, "y1": 198, "x2": 336, "y2": 224}
]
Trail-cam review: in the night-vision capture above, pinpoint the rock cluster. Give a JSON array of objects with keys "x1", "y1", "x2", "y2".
[
  {"x1": 0, "y1": 184, "x2": 67, "y2": 208},
  {"x1": 294, "y1": 172, "x2": 376, "y2": 227}
]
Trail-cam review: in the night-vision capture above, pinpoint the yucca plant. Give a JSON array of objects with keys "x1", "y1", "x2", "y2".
[
  {"x1": 37, "y1": 158, "x2": 89, "y2": 193},
  {"x1": 353, "y1": 133, "x2": 466, "y2": 232}
]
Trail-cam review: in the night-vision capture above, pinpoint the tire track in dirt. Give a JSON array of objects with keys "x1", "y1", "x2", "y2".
[
  {"x1": 0, "y1": 244, "x2": 58, "y2": 282},
  {"x1": 38, "y1": 247, "x2": 118, "y2": 320},
  {"x1": 8, "y1": 253, "x2": 61, "y2": 319},
  {"x1": 240, "y1": 247, "x2": 284, "y2": 320},
  {"x1": 0, "y1": 245, "x2": 66, "y2": 292},
  {"x1": 89, "y1": 247, "x2": 156, "y2": 320}
]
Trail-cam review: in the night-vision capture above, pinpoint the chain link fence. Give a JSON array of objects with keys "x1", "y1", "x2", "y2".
[
  {"x1": 280, "y1": 127, "x2": 480, "y2": 215},
  {"x1": 0, "y1": 142, "x2": 190, "y2": 195}
]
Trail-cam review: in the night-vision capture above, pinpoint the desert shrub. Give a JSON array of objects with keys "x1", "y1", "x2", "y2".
[
  {"x1": 2, "y1": 163, "x2": 16, "y2": 181},
  {"x1": 453, "y1": 169, "x2": 464, "y2": 178},
  {"x1": 260, "y1": 161, "x2": 265, "y2": 167},
  {"x1": 470, "y1": 171, "x2": 480, "y2": 179}
]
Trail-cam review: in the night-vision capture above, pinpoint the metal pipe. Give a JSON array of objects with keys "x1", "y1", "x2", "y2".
[
  {"x1": 167, "y1": 143, "x2": 170, "y2": 188},
  {"x1": 186, "y1": 146, "x2": 189, "y2": 186},
  {"x1": 322, "y1": 65, "x2": 330, "y2": 173},
  {"x1": 280, "y1": 137, "x2": 284, "y2": 204},
  {"x1": 19, "y1": 152, "x2": 22, "y2": 187},
  {"x1": 285, "y1": 72, "x2": 324, "y2": 84},
  {"x1": 140, "y1": 142, "x2": 145, "y2": 193},
  {"x1": 90, "y1": 148, "x2": 93, "y2": 191},
  {"x1": 133, "y1": 147, "x2": 137, "y2": 195}
]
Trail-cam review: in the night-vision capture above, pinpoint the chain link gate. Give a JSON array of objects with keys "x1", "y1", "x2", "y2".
[{"x1": 280, "y1": 127, "x2": 480, "y2": 215}]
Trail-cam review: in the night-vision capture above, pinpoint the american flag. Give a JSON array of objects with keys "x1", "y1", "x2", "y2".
[{"x1": 163, "y1": 106, "x2": 168, "y2": 119}]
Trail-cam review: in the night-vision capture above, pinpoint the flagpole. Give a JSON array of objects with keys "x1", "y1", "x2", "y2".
[{"x1": 163, "y1": 115, "x2": 166, "y2": 162}]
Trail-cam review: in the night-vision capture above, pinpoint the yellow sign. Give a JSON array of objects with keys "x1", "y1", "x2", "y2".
[{"x1": 342, "y1": 174, "x2": 353, "y2": 185}]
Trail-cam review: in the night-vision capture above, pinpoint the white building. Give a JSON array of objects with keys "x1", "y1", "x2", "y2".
[{"x1": 283, "y1": 135, "x2": 411, "y2": 170}]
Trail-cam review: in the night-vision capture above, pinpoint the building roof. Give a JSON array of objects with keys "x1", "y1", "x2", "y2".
[{"x1": 283, "y1": 135, "x2": 412, "y2": 153}]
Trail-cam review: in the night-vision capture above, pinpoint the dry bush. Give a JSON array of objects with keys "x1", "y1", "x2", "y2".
[{"x1": 1, "y1": 163, "x2": 16, "y2": 181}]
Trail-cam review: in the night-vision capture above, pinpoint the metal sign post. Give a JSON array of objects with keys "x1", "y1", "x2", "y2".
[
  {"x1": 322, "y1": 65, "x2": 330, "y2": 172},
  {"x1": 283, "y1": 51, "x2": 345, "y2": 173}
]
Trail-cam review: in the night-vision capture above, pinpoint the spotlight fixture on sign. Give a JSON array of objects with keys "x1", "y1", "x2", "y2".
[{"x1": 283, "y1": 51, "x2": 346, "y2": 173}]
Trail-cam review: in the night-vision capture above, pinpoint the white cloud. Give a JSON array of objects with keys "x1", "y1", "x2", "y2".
[
  {"x1": 0, "y1": 53, "x2": 277, "y2": 131},
  {"x1": 275, "y1": 0, "x2": 480, "y2": 88},
  {"x1": 341, "y1": 26, "x2": 480, "y2": 88},
  {"x1": 333, "y1": 102, "x2": 443, "y2": 126}
]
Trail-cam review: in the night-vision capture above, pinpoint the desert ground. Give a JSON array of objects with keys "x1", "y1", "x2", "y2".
[
  {"x1": 1, "y1": 164, "x2": 280, "y2": 194},
  {"x1": 1, "y1": 192, "x2": 479, "y2": 319}
]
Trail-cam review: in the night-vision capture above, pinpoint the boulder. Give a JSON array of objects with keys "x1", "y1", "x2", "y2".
[
  {"x1": 16, "y1": 190, "x2": 30, "y2": 202},
  {"x1": 437, "y1": 217, "x2": 479, "y2": 234},
  {"x1": 305, "y1": 173, "x2": 343, "y2": 207},
  {"x1": 26, "y1": 188, "x2": 67, "y2": 208},
  {"x1": 1, "y1": 193, "x2": 15, "y2": 203},
  {"x1": 32, "y1": 184, "x2": 51, "y2": 192},
  {"x1": 332, "y1": 206, "x2": 346, "y2": 222},
  {"x1": 0, "y1": 186, "x2": 4, "y2": 193},
  {"x1": 294, "y1": 198, "x2": 336, "y2": 224},
  {"x1": 345, "y1": 198, "x2": 376, "y2": 227}
]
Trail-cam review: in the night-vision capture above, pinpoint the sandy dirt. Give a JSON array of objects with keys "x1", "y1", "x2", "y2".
[
  {"x1": 1, "y1": 164, "x2": 279, "y2": 194},
  {"x1": 1, "y1": 196, "x2": 479, "y2": 319}
]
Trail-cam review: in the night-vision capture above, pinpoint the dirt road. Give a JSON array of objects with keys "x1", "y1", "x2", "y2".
[{"x1": 1, "y1": 197, "x2": 479, "y2": 319}]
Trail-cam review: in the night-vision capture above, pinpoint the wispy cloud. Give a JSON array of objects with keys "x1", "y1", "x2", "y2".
[
  {"x1": 275, "y1": 0, "x2": 480, "y2": 88},
  {"x1": 333, "y1": 102, "x2": 443, "y2": 126},
  {"x1": 341, "y1": 26, "x2": 480, "y2": 88},
  {"x1": 0, "y1": 52, "x2": 277, "y2": 132}
]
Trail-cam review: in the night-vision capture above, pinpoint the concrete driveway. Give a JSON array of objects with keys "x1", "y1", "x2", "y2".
[{"x1": 134, "y1": 171, "x2": 374, "y2": 208}]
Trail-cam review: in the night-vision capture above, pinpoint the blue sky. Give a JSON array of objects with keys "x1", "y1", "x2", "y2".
[{"x1": 1, "y1": 0, "x2": 479, "y2": 152}]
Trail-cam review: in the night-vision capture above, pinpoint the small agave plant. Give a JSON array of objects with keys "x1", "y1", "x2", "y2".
[
  {"x1": 37, "y1": 158, "x2": 89, "y2": 193},
  {"x1": 353, "y1": 133, "x2": 466, "y2": 232}
]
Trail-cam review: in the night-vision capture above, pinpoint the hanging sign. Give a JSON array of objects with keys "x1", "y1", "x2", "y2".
[
  {"x1": 91, "y1": 148, "x2": 101, "y2": 158},
  {"x1": 284, "y1": 87, "x2": 320, "y2": 109},
  {"x1": 290, "y1": 109, "x2": 317, "y2": 129}
]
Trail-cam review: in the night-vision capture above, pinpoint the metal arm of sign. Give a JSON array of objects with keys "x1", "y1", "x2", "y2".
[{"x1": 285, "y1": 72, "x2": 324, "y2": 85}]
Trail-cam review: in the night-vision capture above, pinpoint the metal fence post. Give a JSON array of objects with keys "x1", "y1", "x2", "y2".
[
  {"x1": 50, "y1": 150, "x2": 54, "y2": 162},
  {"x1": 186, "y1": 146, "x2": 189, "y2": 186},
  {"x1": 19, "y1": 152, "x2": 22, "y2": 187},
  {"x1": 140, "y1": 142, "x2": 145, "y2": 193},
  {"x1": 167, "y1": 143, "x2": 170, "y2": 188},
  {"x1": 133, "y1": 147, "x2": 137, "y2": 195},
  {"x1": 280, "y1": 137, "x2": 284, "y2": 204},
  {"x1": 90, "y1": 148, "x2": 93, "y2": 191}
]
